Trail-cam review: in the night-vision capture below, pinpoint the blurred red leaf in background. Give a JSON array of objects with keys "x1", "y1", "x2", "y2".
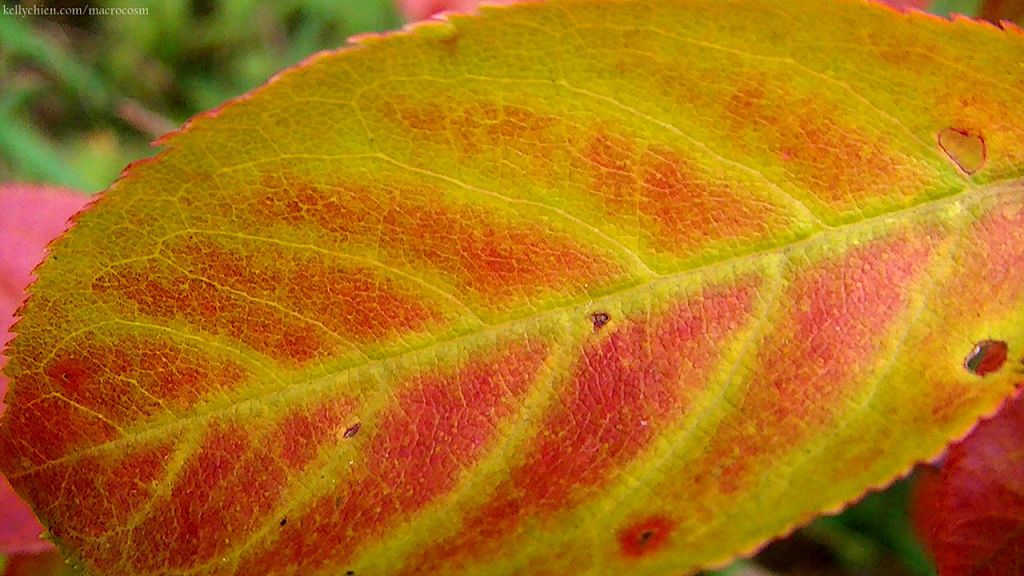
[
  {"x1": 395, "y1": 0, "x2": 933, "y2": 22},
  {"x1": 883, "y1": 0, "x2": 932, "y2": 9},
  {"x1": 0, "y1": 184, "x2": 91, "y2": 555},
  {"x1": 980, "y1": 0, "x2": 1024, "y2": 23},
  {"x1": 397, "y1": 0, "x2": 529, "y2": 21},
  {"x1": 914, "y1": 390, "x2": 1024, "y2": 576}
]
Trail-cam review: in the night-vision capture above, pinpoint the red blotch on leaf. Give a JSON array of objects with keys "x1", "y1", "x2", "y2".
[
  {"x1": 245, "y1": 174, "x2": 620, "y2": 312},
  {"x1": 691, "y1": 233, "x2": 935, "y2": 494},
  {"x1": 129, "y1": 422, "x2": 289, "y2": 572},
  {"x1": 401, "y1": 280, "x2": 758, "y2": 573},
  {"x1": 724, "y1": 75, "x2": 915, "y2": 209},
  {"x1": 235, "y1": 341, "x2": 550, "y2": 574},
  {"x1": 585, "y1": 130, "x2": 777, "y2": 254},
  {"x1": 18, "y1": 335, "x2": 248, "y2": 453},
  {"x1": 618, "y1": 515, "x2": 676, "y2": 559},
  {"x1": 12, "y1": 442, "x2": 174, "y2": 572},
  {"x1": 92, "y1": 256, "x2": 346, "y2": 365},
  {"x1": 914, "y1": 389, "x2": 1024, "y2": 576}
]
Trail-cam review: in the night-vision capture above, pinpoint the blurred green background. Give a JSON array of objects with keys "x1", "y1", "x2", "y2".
[
  {"x1": 0, "y1": 0, "x2": 1007, "y2": 574},
  {"x1": 0, "y1": 0, "x2": 403, "y2": 192}
]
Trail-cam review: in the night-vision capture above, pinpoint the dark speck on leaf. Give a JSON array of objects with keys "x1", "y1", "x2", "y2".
[
  {"x1": 279, "y1": 517, "x2": 286, "y2": 527},
  {"x1": 591, "y1": 312, "x2": 610, "y2": 331},
  {"x1": 618, "y1": 515, "x2": 675, "y2": 558},
  {"x1": 344, "y1": 422, "x2": 361, "y2": 438}
]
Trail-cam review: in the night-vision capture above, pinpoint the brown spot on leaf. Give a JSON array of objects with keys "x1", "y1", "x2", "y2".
[
  {"x1": 591, "y1": 312, "x2": 610, "y2": 331},
  {"x1": 438, "y1": 32, "x2": 459, "y2": 56},
  {"x1": 618, "y1": 516, "x2": 675, "y2": 558},
  {"x1": 47, "y1": 358, "x2": 90, "y2": 393},
  {"x1": 343, "y1": 423, "x2": 361, "y2": 439},
  {"x1": 938, "y1": 128, "x2": 986, "y2": 175},
  {"x1": 964, "y1": 340, "x2": 1008, "y2": 376}
]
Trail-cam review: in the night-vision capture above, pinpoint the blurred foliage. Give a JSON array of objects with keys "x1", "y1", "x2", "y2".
[
  {"x1": 705, "y1": 472, "x2": 936, "y2": 576},
  {"x1": 929, "y1": 0, "x2": 983, "y2": 15},
  {"x1": 0, "y1": 0, "x2": 998, "y2": 575},
  {"x1": 0, "y1": 0, "x2": 401, "y2": 191}
]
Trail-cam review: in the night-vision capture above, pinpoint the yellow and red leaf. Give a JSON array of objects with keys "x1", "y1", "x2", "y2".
[{"x1": 2, "y1": 1, "x2": 1024, "y2": 575}]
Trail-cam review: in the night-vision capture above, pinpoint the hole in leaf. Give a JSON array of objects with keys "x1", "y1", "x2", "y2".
[
  {"x1": 938, "y1": 128, "x2": 986, "y2": 174},
  {"x1": 964, "y1": 340, "x2": 1008, "y2": 376},
  {"x1": 591, "y1": 312, "x2": 610, "y2": 331},
  {"x1": 617, "y1": 516, "x2": 675, "y2": 558},
  {"x1": 343, "y1": 423, "x2": 361, "y2": 438},
  {"x1": 46, "y1": 358, "x2": 90, "y2": 391}
]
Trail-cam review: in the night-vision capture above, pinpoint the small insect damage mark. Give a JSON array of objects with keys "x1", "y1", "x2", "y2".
[
  {"x1": 343, "y1": 423, "x2": 361, "y2": 439},
  {"x1": 591, "y1": 312, "x2": 610, "y2": 331},
  {"x1": 439, "y1": 33, "x2": 459, "y2": 55},
  {"x1": 938, "y1": 128, "x2": 986, "y2": 175},
  {"x1": 279, "y1": 517, "x2": 287, "y2": 527},
  {"x1": 46, "y1": 358, "x2": 91, "y2": 391},
  {"x1": 617, "y1": 515, "x2": 675, "y2": 558},
  {"x1": 965, "y1": 339, "x2": 1008, "y2": 376}
]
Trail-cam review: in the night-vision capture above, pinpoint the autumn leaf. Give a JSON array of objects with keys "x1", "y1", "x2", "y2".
[
  {"x1": 396, "y1": 0, "x2": 933, "y2": 23},
  {"x1": 397, "y1": 0, "x2": 524, "y2": 21},
  {"x1": 883, "y1": 0, "x2": 932, "y2": 10},
  {"x1": 1, "y1": 550, "x2": 76, "y2": 576},
  {"x1": 980, "y1": 0, "x2": 1024, "y2": 23},
  {"x1": 913, "y1": 390, "x2": 1024, "y2": 576},
  {"x1": 0, "y1": 184, "x2": 91, "y2": 556},
  {"x1": 2, "y1": 1, "x2": 1024, "y2": 575}
]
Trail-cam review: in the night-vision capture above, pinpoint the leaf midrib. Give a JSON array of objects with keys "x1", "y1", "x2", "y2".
[{"x1": 12, "y1": 176, "x2": 1021, "y2": 481}]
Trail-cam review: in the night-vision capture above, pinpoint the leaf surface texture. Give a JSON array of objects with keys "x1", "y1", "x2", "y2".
[{"x1": 3, "y1": 1, "x2": 1024, "y2": 575}]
